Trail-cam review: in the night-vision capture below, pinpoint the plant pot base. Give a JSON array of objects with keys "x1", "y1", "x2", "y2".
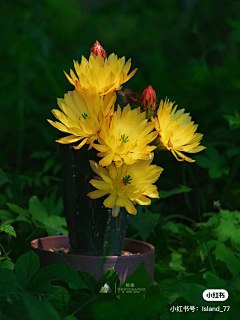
[{"x1": 31, "y1": 235, "x2": 155, "y2": 284}]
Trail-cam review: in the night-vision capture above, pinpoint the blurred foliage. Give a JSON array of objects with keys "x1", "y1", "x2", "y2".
[
  {"x1": 1, "y1": 0, "x2": 239, "y2": 218},
  {"x1": 1, "y1": 207, "x2": 240, "y2": 319},
  {"x1": 0, "y1": 0, "x2": 240, "y2": 318}
]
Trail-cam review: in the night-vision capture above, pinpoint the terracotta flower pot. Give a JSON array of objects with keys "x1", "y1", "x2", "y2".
[{"x1": 31, "y1": 235, "x2": 155, "y2": 285}]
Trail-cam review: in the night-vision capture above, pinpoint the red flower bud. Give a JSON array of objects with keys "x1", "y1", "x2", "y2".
[
  {"x1": 90, "y1": 41, "x2": 106, "y2": 60},
  {"x1": 140, "y1": 85, "x2": 156, "y2": 110}
]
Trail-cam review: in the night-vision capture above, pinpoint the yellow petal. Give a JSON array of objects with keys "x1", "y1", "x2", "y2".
[
  {"x1": 109, "y1": 164, "x2": 118, "y2": 180},
  {"x1": 56, "y1": 135, "x2": 82, "y2": 144},
  {"x1": 99, "y1": 152, "x2": 115, "y2": 167},
  {"x1": 187, "y1": 145, "x2": 206, "y2": 153},
  {"x1": 47, "y1": 120, "x2": 70, "y2": 133},
  {"x1": 73, "y1": 138, "x2": 88, "y2": 150},
  {"x1": 103, "y1": 193, "x2": 117, "y2": 208},
  {"x1": 87, "y1": 190, "x2": 109, "y2": 199},
  {"x1": 89, "y1": 160, "x2": 109, "y2": 177},
  {"x1": 174, "y1": 150, "x2": 195, "y2": 163},
  {"x1": 63, "y1": 70, "x2": 75, "y2": 85},
  {"x1": 135, "y1": 196, "x2": 151, "y2": 205},
  {"x1": 89, "y1": 179, "x2": 109, "y2": 190},
  {"x1": 116, "y1": 196, "x2": 127, "y2": 207},
  {"x1": 125, "y1": 198, "x2": 137, "y2": 215}
]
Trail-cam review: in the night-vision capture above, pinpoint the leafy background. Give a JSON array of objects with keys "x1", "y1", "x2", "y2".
[{"x1": 0, "y1": 0, "x2": 240, "y2": 319}]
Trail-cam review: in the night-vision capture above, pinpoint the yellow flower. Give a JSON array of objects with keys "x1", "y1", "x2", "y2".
[
  {"x1": 47, "y1": 90, "x2": 116, "y2": 150},
  {"x1": 93, "y1": 105, "x2": 158, "y2": 167},
  {"x1": 87, "y1": 159, "x2": 163, "y2": 215},
  {"x1": 64, "y1": 52, "x2": 137, "y2": 96},
  {"x1": 151, "y1": 99, "x2": 206, "y2": 162}
]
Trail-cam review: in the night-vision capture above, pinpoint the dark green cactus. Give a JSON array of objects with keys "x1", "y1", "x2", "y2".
[{"x1": 58, "y1": 90, "x2": 130, "y2": 256}]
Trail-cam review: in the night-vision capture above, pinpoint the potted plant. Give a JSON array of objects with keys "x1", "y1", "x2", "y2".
[{"x1": 31, "y1": 41, "x2": 205, "y2": 285}]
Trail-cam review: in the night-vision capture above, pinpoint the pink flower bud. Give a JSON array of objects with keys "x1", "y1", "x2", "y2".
[{"x1": 90, "y1": 41, "x2": 106, "y2": 60}]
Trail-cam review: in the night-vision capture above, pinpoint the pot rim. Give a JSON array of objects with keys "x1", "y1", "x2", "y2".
[{"x1": 31, "y1": 235, "x2": 154, "y2": 259}]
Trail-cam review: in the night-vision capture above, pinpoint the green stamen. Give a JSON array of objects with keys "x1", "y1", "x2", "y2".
[
  {"x1": 119, "y1": 134, "x2": 129, "y2": 143},
  {"x1": 82, "y1": 113, "x2": 88, "y2": 119},
  {"x1": 122, "y1": 175, "x2": 132, "y2": 185},
  {"x1": 79, "y1": 113, "x2": 89, "y2": 120}
]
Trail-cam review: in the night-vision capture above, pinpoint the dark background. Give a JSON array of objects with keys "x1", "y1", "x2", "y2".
[{"x1": 1, "y1": 0, "x2": 239, "y2": 219}]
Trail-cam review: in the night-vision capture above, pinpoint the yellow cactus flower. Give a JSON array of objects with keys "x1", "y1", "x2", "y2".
[
  {"x1": 93, "y1": 105, "x2": 158, "y2": 167},
  {"x1": 47, "y1": 90, "x2": 116, "y2": 150},
  {"x1": 64, "y1": 47, "x2": 137, "y2": 96},
  {"x1": 87, "y1": 159, "x2": 163, "y2": 215},
  {"x1": 151, "y1": 99, "x2": 206, "y2": 162}
]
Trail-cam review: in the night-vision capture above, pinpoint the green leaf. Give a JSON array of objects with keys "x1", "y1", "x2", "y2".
[
  {"x1": 30, "y1": 151, "x2": 51, "y2": 159},
  {"x1": 120, "y1": 261, "x2": 151, "y2": 301},
  {"x1": 196, "y1": 213, "x2": 219, "y2": 228},
  {"x1": 169, "y1": 253, "x2": 186, "y2": 272},
  {"x1": 42, "y1": 215, "x2": 67, "y2": 231},
  {"x1": 227, "y1": 146, "x2": 240, "y2": 157},
  {"x1": 7, "y1": 203, "x2": 28, "y2": 217},
  {"x1": 28, "y1": 195, "x2": 48, "y2": 222},
  {"x1": 226, "y1": 274, "x2": 240, "y2": 293},
  {"x1": 0, "y1": 259, "x2": 15, "y2": 270},
  {"x1": 0, "y1": 168, "x2": 9, "y2": 186},
  {"x1": 78, "y1": 270, "x2": 100, "y2": 294},
  {"x1": 0, "y1": 194, "x2": 7, "y2": 207},
  {"x1": 0, "y1": 209, "x2": 15, "y2": 221},
  {"x1": 44, "y1": 285, "x2": 70, "y2": 314},
  {"x1": 5, "y1": 186, "x2": 13, "y2": 199},
  {"x1": 0, "y1": 268, "x2": 20, "y2": 296},
  {"x1": 213, "y1": 241, "x2": 240, "y2": 276},
  {"x1": 0, "y1": 224, "x2": 16, "y2": 237},
  {"x1": 158, "y1": 185, "x2": 192, "y2": 199},
  {"x1": 162, "y1": 221, "x2": 179, "y2": 233},
  {"x1": 42, "y1": 189, "x2": 57, "y2": 214},
  {"x1": 23, "y1": 294, "x2": 61, "y2": 320},
  {"x1": 162, "y1": 221, "x2": 196, "y2": 235},
  {"x1": 177, "y1": 282, "x2": 207, "y2": 306},
  {"x1": 158, "y1": 278, "x2": 180, "y2": 304},
  {"x1": 94, "y1": 278, "x2": 166, "y2": 320},
  {"x1": 211, "y1": 210, "x2": 240, "y2": 250},
  {"x1": 29, "y1": 264, "x2": 88, "y2": 291},
  {"x1": 42, "y1": 157, "x2": 55, "y2": 173},
  {"x1": 226, "y1": 20, "x2": 240, "y2": 44},
  {"x1": 202, "y1": 271, "x2": 226, "y2": 289},
  {"x1": 195, "y1": 146, "x2": 229, "y2": 179},
  {"x1": 14, "y1": 251, "x2": 40, "y2": 289},
  {"x1": 100, "y1": 268, "x2": 120, "y2": 294},
  {"x1": 213, "y1": 219, "x2": 236, "y2": 242},
  {"x1": 129, "y1": 206, "x2": 160, "y2": 241}
]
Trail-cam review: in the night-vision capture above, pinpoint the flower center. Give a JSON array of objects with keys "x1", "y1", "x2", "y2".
[
  {"x1": 119, "y1": 134, "x2": 129, "y2": 143},
  {"x1": 120, "y1": 175, "x2": 132, "y2": 189}
]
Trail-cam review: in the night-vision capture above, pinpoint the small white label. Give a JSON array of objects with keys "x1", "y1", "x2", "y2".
[{"x1": 203, "y1": 289, "x2": 228, "y2": 301}]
